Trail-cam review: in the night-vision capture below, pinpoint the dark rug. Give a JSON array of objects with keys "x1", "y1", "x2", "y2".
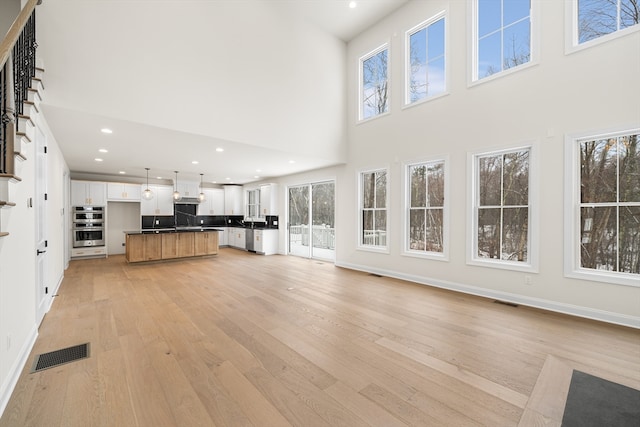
[{"x1": 561, "y1": 370, "x2": 640, "y2": 427}]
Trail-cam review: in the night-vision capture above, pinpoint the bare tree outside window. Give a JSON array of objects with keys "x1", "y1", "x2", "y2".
[
  {"x1": 408, "y1": 16, "x2": 445, "y2": 104},
  {"x1": 476, "y1": 149, "x2": 530, "y2": 262},
  {"x1": 579, "y1": 134, "x2": 640, "y2": 273},
  {"x1": 361, "y1": 48, "x2": 388, "y2": 119},
  {"x1": 578, "y1": 0, "x2": 640, "y2": 43},
  {"x1": 361, "y1": 170, "x2": 387, "y2": 247},
  {"x1": 408, "y1": 162, "x2": 445, "y2": 252}
]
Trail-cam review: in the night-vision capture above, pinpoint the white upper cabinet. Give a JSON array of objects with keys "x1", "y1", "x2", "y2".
[
  {"x1": 224, "y1": 185, "x2": 244, "y2": 215},
  {"x1": 71, "y1": 180, "x2": 106, "y2": 206},
  {"x1": 140, "y1": 184, "x2": 174, "y2": 216},
  {"x1": 197, "y1": 188, "x2": 225, "y2": 216},
  {"x1": 260, "y1": 183, "x2": 279, "y2": 216},
  {"x1": 107, "y1": 182, "x2": 142, "y2": 202},
  {"x1": 176, "y1": 182, "x2": 200, "y2": 198}
]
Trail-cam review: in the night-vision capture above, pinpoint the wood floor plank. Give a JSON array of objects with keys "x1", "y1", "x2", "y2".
[{"x1": 1, "y1": 251, "x2": 639, "y2": 427}]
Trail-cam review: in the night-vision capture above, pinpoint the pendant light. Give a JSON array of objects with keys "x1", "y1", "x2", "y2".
[
  {"x1": 172, "y1": 171, "x2": 182, "y2": 201},
  {"x1": 198, "y1": 173, "x2": 206, "y2": 203},
  {"x1": 142, "y1": 168, "x2": 154, "y2": 200}
]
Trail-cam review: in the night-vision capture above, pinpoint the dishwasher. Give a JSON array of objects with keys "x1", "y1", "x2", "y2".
[{"x1": 245, "y1": 228, "x2": 255, "y2": 252}]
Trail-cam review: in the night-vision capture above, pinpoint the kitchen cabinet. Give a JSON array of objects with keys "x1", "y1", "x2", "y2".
[
  {"x1": 107, "y1": 182, "x2": 141, "y2": 202},
  {"x1": 125, "y1": 231, "x2": 219, "y2": 263},
  {"x1": 194, "y1": 231, "x2": 219, "y2": 256},
  {"x1": 71, "y1": 246, "x2": 107, "y2": 258},
  {"x1": 254, "y1": 229, "x2": 278, "y2": 255},
  {"x1": 218, "y1": 227, "x2": 228, "y2": 246},
  {"x1": 228, "y1": 227, "x2": 246, "y2": 250},
  {"x1": 224, "y1": 185, "x2": 243, "y2": 215},
  {"x1": 140, "y1": 184, "x2": 174, "y2": 216},
  {"x1": 259, "y1": 184, "x2": 279, "y2": 216},
  {"x1": 177, "y1": 182, "x2": 201, "y2": 198},
  {"x1": 197, "y1": 188, "x2": 225, "y2": 215},
  {"x1": 71, "y1": 180, "x2": 106, "y2": 206},
  {"x1": 162, "y1": 232, "x2": 194, "y2": 259},
  {"x1": 126, "y1": 233, "x2": 162, "y2": 262}
]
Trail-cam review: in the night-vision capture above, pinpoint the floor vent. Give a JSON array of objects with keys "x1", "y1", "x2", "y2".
[
  {"x1": 31, "y1": 343, "x2": 90, "y2": 373},
  {"x1": 369, "y1": 273, "x2": 383, "y2": 278},
  {"x1": 494, "y1": 300, "x2": 519, "y2": 308}
]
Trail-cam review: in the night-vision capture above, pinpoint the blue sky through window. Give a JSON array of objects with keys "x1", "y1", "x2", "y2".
[
  {"x1": 578, "y1": 0, "x2": 640, "y2": 43},
  {"x1": 408, "y1": 17, "x2": 445, "y2": 103},
  {"x1": 362, "y1": 48, "x2": 388, "y2": 119},
  {"x1": 477, "y1": 0, "x2": 531, "y2": 79}
]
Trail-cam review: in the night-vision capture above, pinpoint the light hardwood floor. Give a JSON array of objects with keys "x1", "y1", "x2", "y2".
[{"x1": 1, "y1": 249, "x2": 639, "y2": 426}]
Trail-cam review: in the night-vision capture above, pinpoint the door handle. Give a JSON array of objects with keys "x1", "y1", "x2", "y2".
[{"x1": 37, "y1": 249, "x2": 47, "y2": 255}]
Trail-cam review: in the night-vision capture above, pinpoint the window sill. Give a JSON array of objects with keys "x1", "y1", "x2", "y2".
[
  {"x1": 468, "y1": 61, "x2": 539, "y2": 89},
  {"x1": 565, "y1": 25, "x2": 640, "y2": 56},
  {"x1": 357, "y1": 110, "x2": 391, "y2": 125},
  {"x1": 402, "y1": 250, "x2": 449, "y2": 262},
  {"x1": 565, "y1": 269, "x2": 639, "y2": 288},
  {"x1": 402, "y1": 91, "x2": 449, "y2": 111},
  {"x1": 467, "y1": 258, "x2": 538, "y2": 273},
  {"x1": 357, "y1": 245, "x2": 390, "y2": 254}
]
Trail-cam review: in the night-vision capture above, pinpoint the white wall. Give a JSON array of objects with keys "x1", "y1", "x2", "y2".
[
  {"x1": 334, "y1": 0, "x2": 639, "y2": 325},
  {"x1": 107, "y1": 202, "x2": 141, "y2": 255},
  {"x1": 0, "y1": 98, "x2": 69, "y2": 414},
  {"x1": 0, "y1": 0, "x2": 20, "y2": 38}
]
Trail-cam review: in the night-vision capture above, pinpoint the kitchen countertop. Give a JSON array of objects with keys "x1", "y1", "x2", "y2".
[{"x1": 124, "y1": 227, "x2": 224, "y2": 235}]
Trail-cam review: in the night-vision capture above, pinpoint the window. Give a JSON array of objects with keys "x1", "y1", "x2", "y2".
[
  {"x1": 360, "y1": 169, "x2": 388, "y2": 249},
  {"x1": 405, "y1": 159, "x2": 448, "y2": 259},
  {"x1": 360, "y1": 45, "x2": 389, "y2": 120},
  {"x1": 474, "y1": 0, "x2": 531, "y2": 80},
  {"x1": 406, "y1": 14, "x2": 446, "y2": 104},
  {"x1": 565, "y1": 130, "x2": 639, "y2": 286},
  {"x1": 471, "y1": 147, "x2": 534, "y2": 269},
  {"x1": 247, "y1": 188, "x2": 260, "y2": 218},
  {"x1": 577, "y1": 0, "x2": 640, "y2": 44}
]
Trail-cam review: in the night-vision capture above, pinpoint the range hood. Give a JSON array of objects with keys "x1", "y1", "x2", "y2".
[{"x1": 174, "y1": 197, "x2": 201, "y2": 205}]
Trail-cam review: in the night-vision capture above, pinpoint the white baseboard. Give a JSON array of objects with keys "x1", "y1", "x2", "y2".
[
  {"x1": 0, "y1": 326, "x2": 38, "y2": 418},
  {"x1": 336, "y1": 261, "x2": 640, "y2": 329}
]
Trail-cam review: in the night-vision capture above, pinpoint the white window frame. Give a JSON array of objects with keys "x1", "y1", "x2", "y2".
[
  {"x1": 358, "y1": 43, "x2": 391, "y2": 123},
  {"x1": 565, "y1": 0, "x2": 640, "y2": 54},
  {"x1": 404, "y1": 11, "x2": 448, "y2": 108},
  {"x1": 470, "y1": 0, "x2": 540, "y2": 86},
  {"x1": 357, "y1": 167, "x2": 390, "y2": 253},
  {"x1": 402, "y1": 155, "x2": 450, "y2": 261},
  {"x1": 467, "y1": 143, "x2": 539, "y2": 272},
  {"x1": 564, "y1": 126, "x2": 640, "y2": 287}
]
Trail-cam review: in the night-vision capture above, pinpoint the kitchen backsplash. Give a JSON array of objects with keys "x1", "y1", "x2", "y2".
[{"x1": 141, "y1": 215, "x2": 279, "y2": 229}]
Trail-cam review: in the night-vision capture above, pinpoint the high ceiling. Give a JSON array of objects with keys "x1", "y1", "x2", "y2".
[{"x1": 35, "y1": 0, "x2": 408, "y2": 185}]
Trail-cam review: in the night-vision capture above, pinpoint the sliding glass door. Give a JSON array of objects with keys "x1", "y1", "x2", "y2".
[{"x1": 288, "y1": 181, "x2": 335, "y2": 260}]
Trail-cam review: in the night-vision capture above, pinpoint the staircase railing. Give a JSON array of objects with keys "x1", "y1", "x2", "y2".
[{"x1": 1, "y1": 0, "x2": 41, "y2": 175}]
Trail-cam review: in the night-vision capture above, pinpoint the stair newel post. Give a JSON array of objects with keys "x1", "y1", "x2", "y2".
[{"x1": 1, "y1": 52, "x2": 16, "y2": 176}]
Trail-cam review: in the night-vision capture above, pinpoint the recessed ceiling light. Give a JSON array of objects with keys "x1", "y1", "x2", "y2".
[
  {"x1": 98, "y1": 148, "x2": 108, "y2": 153},
  {"x1": 349, "y1": 1, "x2": 357, "y2": 9},
  {"x1": 254, "y1": 176, "x2": 260, "y2": 179},
  {"x1": 216, "y1": 147, "x2": 224, "y2": 152},
  {"x1": 118, "y1": 171, "x2": 126, "y2": 174},
  {"x1": 192, "y1": 160, "x2": 199, "y2": 164},
  {"x1": 289, "y1": 160, "x2": 296, "y2": 164},
  {"x1": 100, "y1": 128, "x2": 113, "y2": 134},
  {"x1": 94, "y1": 158, "x2": 103, "y2": 162},
  {"x1": 156, "y1": 176, "x2": 162, "y2": 180},
  {"x1": 225, "y1": 177, "x2": 231, "y2": 180},
  {"x1": 211, "y1": 181, "x2": 217, "y2": 184},
  {"x1": 256, "y1": 169, "x2": 262, "y2": 173}
]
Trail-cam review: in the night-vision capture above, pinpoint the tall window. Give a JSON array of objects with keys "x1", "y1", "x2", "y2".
[
  {"x1": 577, "y1": 0, "x2": 640, "y2": 44},
  {"x1": 247, "y1": 188, "x2": 260, "y2": 219},
  {"x1": 473, "y1": 148, "x2": 531, "y2": 265},
  {"x1": 406, "y1": 160, "x2": 446, "y2": 257},
  {"x1": 475, "y1": 0, "x2": 531, "y2": 80},
  {"x1": 406, "y1": 14, "x2": 446, "y2": 104},
  {"x1": 360, "y1": 45, "x2": 389, "y2": 120},
  {"x1": 578, "y1": 133, "x2": 639, "y2": 276},
  {"x1": 360, "y1": 169, "x2": 388, "y2": 249}
]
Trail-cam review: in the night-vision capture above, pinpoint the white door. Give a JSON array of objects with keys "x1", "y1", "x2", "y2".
[{"x1": 35, "y1": 127, "x2": 48, "y2": 325}]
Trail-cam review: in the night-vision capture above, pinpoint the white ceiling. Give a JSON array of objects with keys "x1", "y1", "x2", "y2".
[{"x1": 35, "y1": 0, "x2": 408, "y2": 185}]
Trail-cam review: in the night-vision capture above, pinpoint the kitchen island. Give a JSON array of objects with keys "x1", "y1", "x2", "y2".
[{"x1": 124, "y1": 228, "x2": 221, "y2": 263}]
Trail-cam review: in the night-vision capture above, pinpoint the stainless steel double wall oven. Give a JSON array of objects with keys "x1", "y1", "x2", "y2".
[{"x1": 72, "y1": 206, "x2": 105, "y2": 247}]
